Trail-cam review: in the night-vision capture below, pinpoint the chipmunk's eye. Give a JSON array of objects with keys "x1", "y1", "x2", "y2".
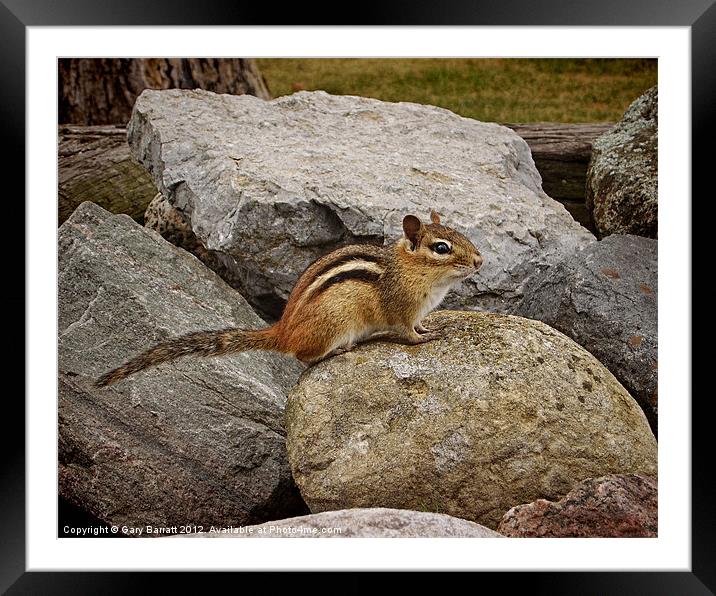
[{"x1": 433, "y1": 242, "x2": 451, "y2": 255}]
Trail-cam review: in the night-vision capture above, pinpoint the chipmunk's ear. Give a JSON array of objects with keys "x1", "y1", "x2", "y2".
[
  {"x1": 430, "y1": 209, "x2": 441, "y2": 225},
  {"x1": 402, "y1": 214, "x2": 423, "y2": 250}
]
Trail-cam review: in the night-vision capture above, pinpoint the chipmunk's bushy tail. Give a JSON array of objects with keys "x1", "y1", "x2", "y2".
[{"x1": 95, "y1": 327, "x2": 280, "y2": 387}]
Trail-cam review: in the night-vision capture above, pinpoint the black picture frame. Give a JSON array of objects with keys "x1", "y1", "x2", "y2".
[{"x1": 9, "y1": 0, "x2": 707, "y2": 591}]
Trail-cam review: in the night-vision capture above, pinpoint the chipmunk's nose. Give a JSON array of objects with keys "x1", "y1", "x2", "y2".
[{"x1": 473, "y1": 253, "x2": 483, "y2": 270}]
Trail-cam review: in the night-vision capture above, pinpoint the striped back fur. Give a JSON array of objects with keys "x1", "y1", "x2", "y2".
[{"x1": 283, "y1": 245, "x2": 387, "y2": 315}]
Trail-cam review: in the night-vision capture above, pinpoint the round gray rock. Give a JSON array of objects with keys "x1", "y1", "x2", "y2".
[
  {"x1": 183, "y1": 508, "x2": 502, "y2": 538},
  {"x1": 286, "y1": 311, "x2": 657, "y2": 529},
  {"x1": 586, "y1": 86, "x2": 657, "y2": 238}
]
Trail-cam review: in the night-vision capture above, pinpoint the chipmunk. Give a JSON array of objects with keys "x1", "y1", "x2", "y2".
[{"x1": 95, "y1": 210, "x2": 483, "y2": 387}]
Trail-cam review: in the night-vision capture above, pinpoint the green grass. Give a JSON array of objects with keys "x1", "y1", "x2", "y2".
[{"x1": 256, "y1": 58, "x2": 657, "y2": 123}]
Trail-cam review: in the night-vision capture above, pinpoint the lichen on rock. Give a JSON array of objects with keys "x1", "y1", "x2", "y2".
[
  {"x1": 286, "y1": 310, "x2": 657, "y2": 529},
  {"x1": 586, "y1": 86, "x2": 657, "y2": 238}
]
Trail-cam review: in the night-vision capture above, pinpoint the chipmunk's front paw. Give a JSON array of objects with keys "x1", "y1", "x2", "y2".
[{"x1": 414, "y1": 323, "x2": 430, "y2": 334}]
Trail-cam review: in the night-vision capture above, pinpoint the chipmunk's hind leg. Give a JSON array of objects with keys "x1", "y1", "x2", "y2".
[
  {"x1": 414, "y1": 322, "x2": 430, "y2": 334},
  {"x1": 291, "y1": 327, "x2": 347, "y2": 365},
  {"x1": 301, "y1": 332, "x2": 362, "y2": 365},
  {"x1": 289, "y1": 291, "x2": 378, "y2": 365},
  {"x1": 321, "y1": 341, "x2": 357, "y2": 360},
  {"x1": 297, "y1": 327, "x2": 369, "y2": 365},
  {"x1": 290, "y1": 342, "x2": 326, "y2": 366}
]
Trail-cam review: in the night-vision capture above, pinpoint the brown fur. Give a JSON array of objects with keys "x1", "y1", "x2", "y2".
[
  {"x1": 95, "y1": 211, "x2": 482, "y2": 386},
  {"x1": 95, "y1": 328, "x2": 278, "y2": 387}
]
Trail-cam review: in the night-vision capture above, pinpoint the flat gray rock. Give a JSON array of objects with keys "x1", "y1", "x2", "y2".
[
  {"x1": 286, "y1": 311, "x2": 657, "y2": 529},
  {"x1": 59, "y1": 202, "x2": 307, "y2": 529},
  {"x1": 183, "y1": 508, "x2": 502, "y2": 538},
  {"x1": 586, "y1": 86, "x2": 657, "y2": 238},
  {"x1": 516, "y1": 234, "x2": 658, "y2": 432},
  {"x1": 129, "y1": 89, "x2": 594, "y2": 318}
]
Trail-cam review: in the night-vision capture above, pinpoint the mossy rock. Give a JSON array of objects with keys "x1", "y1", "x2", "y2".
[{"x1": 286, "y1": 310, "x2": 657, "y2": 529}]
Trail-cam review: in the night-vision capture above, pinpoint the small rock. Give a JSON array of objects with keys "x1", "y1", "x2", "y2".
[{"x1": 497, "y1": 474, "x2": 657, "y2": 537}]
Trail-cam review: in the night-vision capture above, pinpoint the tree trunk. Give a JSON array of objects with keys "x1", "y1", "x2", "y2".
[{"x1": 58, "y1": 58, "x2": 271, "y2": 126}]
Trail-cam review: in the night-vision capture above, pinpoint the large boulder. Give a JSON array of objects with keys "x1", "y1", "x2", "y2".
[
  {"x1": 183, "y1": 508, "x2": 502, "y2": 538},
  {"x1": 59, "y1": 202, "x2": 307, "y2": 529},
  {"x1": 497, "y1": 474, "x2": 657, "y2": 537},
  {"x1": 586, "y1": 86, "x2": 657, "y2": 238},
  {"x1": 516, "y1": 234, "x2": 658, "y2": 433},
  {"x1": 286, "y1": 311, "x2": 657, "y2": 529},
  {"x1": 128, "y1": 89, "x2": 594, "y2": 319}
]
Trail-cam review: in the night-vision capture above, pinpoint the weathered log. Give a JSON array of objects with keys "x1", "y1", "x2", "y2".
[
  {"x1": 58, "y1": 121, "x2": 612, "y2": 229},
  {"x1": 58, "y1": 58, "x2": 271, "y2": 125},
  {"x1": 58, "y1": 125, "x2": 158, "y2": 225},
  {"x1": 505, "y1": 123, "x2": 614, "y2": 229}
]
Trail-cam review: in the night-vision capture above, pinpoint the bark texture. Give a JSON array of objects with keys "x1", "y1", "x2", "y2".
[
  {"x1": 58, "y1": 58, "x2": 271, "y2": 125},
  {"x1": 58, "y1": 125, "x2": 157, "y2": 224}
]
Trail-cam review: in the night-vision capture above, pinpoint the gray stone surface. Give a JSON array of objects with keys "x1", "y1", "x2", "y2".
[
  {"x1": 498, "y1": 474, "x2": 657, "y2": 537},
  {"x1": 59, "y1": 202, "x2": 307, "y2": 529},
  {"x1": 586, "y1": 86, "x2": 657, "y2": 238},
  {"x1": 516, "y1": 234, "x2": 657, "y2": 432},
  {"x1": 286, "y1": 311, "x2": 657, "y2": 529},
  {"x1": 128, "y1": 89, "x2": 594, "y2": 318},
  {"x1": 183, "y1": 508, "x2": 502, "y2": 538},
  {"x1": 143, "y1": 192, "x2": 250, "y2": 308}
]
